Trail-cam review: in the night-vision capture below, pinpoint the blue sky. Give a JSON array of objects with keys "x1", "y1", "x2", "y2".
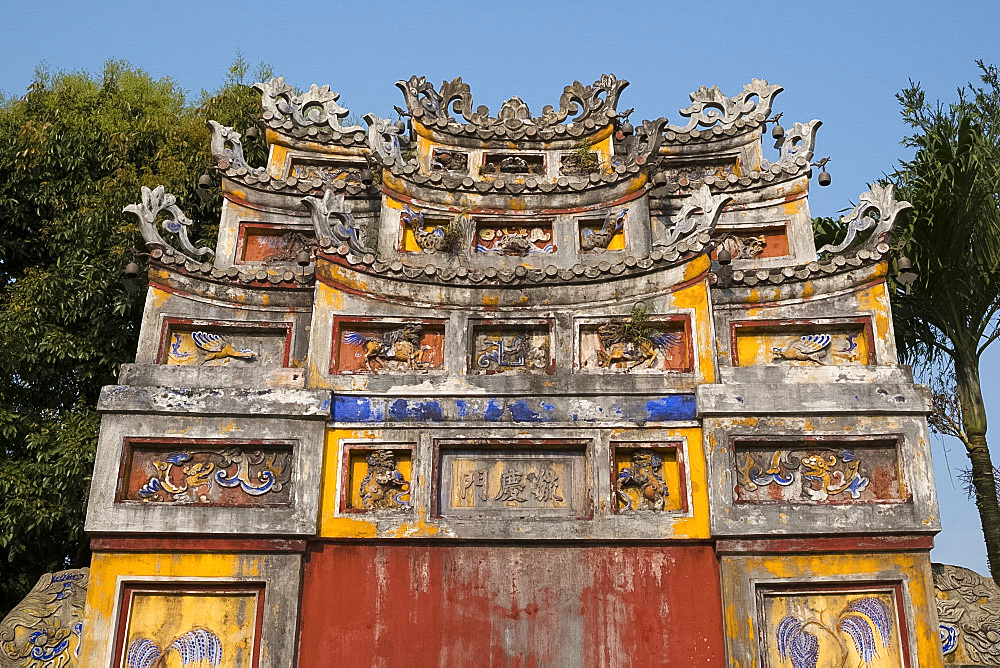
[{"x1": 3, "y1": 0, "x2": 999, "y2": 573}]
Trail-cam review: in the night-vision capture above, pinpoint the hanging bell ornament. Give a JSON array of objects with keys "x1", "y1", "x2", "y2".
[
  {"x1": 124, "y1": 261, "x2": 140, "y2": 278},
  {"x1": 621, "y1": 121, "x2": 634, "y2": 136},
  {"x1": 296, "y1": 249, "x2": 312, "y2": 267},
  {"x1": 359, "y1": 168, "x2": 374, "y2": 185},
  {"x1": 771, "y1": 123, "x2": 785, "y2": 141},
  {"x1": 818, "y1": 168, "x2": 831, "y2": 186},
  {"x1": 245, "y1": 126, "x2": 260, "y2": 140},
  {"x1": 198, "y1": 173, "x2": 212, "y2": 189}
]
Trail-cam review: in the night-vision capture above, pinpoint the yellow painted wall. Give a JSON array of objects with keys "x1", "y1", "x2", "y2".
[
  {"x1": 80, "y1": 552, "x2": 270, "y2": 667},
  {"x1": 722, "y1": 551, "x2": 942, "y2": 667}
]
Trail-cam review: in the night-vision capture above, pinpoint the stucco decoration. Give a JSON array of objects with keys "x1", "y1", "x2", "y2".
[
  {"x1": 206, "y1": 120, "x2": 265, "y2": 176},
  {"x1": 395, "y1": 74, "x2": 629, "y2": 139},
  {"x1": 776, "y1": 119, "x2": 823, "y2": 167},
  {"x1": 0, "y1": 568, "x2": 88, "y2": 667},
  {"x1": 933, "y1": 563, "x2": 1000, "y2": 665},
  {"x1": 301, "y1": 190, "x2": 375, "y2": 257},
  {"x1": 364, "y1": 113, "x2": 406, "y2": 168},
  {"x1": 123, "y1": 186, "x2": 215, "y2": 262},
  {"x1": 662, "y1": 185, "x2": 733, "y2": 248},
  {"x1": 817, "y1": 183, "x2": 913, "y2": 255},
  {"x1": 668, "y1": 79, "x2": 783, "y2": 133},
  {"x1": 253, "y1": 76, "x2": 362, "y2": 132}
]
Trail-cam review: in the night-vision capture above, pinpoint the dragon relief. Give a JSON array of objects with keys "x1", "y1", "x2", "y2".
[
  {"x1": 359, "y1": 450, "x2": 411, "y2": 511},
  {"x1": 580, "y1": 210, "x2": 626, "y2": 252},
  {"x1": 736, "y1": 448, "x2": 871, "y2": 502}
]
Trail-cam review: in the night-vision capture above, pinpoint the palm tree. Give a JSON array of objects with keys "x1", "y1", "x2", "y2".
[{"x1": 891, "y1": 61, "x2": 1000, "y2": 581}]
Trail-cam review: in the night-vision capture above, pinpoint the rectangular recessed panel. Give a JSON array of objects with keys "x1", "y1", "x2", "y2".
[
  {"x1": 713, "y1": 223, "x2": 789, "y2": 259},
  {"x1": 470, "y1": 323, "x2": 552, "y2": 374},
  {"x1": 436, "y1": 443, "x2": 588, "y2": 518},
  {"x1": 160, "y1": 320, "x2": 291, "y2": 367},
  {"x1": 758, "y1": 586, "x2": 907, "y2": 667},
  {"x1": 578, "y1": 318, "x2": 692, "y2": 373},
  {"x1": 237, "y1": 223, "x2": 314, "y2": 263},
  {"x1": 334, "y1": 320, "x2": 445, "y2": 373},
  {"x1": 732, "y1": 319, "x2": 874, "y2": 367},
  {"x1": 118, "y1": 440, "x2": 293, "y2": 506},
  {"x1": 734, "y1": 439, "x2": 906, "y2": 504},
  {"x1": 474, "y1": 219, "x2": 554, "y2": 254}
]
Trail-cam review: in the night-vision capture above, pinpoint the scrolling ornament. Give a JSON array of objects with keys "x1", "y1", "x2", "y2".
[
  {"x1": 124, "y1": 186, "x2": 214, "y2": 263},
  {"x1": 816, "y1": 184, "x2": 913, "y2": 255},
  {"x1": 253, "y1": 76, "x2": 363, "y2": 131}
]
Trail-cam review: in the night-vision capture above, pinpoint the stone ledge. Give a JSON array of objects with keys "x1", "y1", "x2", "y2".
[
  {"x1": 97, "y1": 384, "x2": 332, "y2": 418},
  {"x1": 697, "y1": 382, "x2": 932, "y2": 415}
]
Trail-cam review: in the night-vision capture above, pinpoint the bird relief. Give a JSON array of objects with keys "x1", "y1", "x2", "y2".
[
  {"x1": 768, "y1": 593, "x2": 900, "y2": 668},
  {"x1": 339, "y1": 323, "x2": 443, "y2": 372},
  {"x1": 769, "y1": 331, "x2": 866, "y2": 366},
  {"x1": 734, "y1": 324, "x2": 871, "y2": 367},
  {"x1": 166, "y1": 330, "x2": 257, "y2": 366},
  {"x1": 476, "y1": 223, "x2": 554, "y2": 255},
  {"x1": 126, "y1": 628, "x2": 223, "y2": 668}
]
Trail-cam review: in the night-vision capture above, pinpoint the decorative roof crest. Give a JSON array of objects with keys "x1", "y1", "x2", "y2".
[
  {"x1": 253, "y1": 76, "x2": 364, "y2": 131},
  {"x1": 124, "y1": 186, "x2": 214, "y2": 262},
  {"x1": 364, "y1": 113, "x2": 407, "y2": 168},
  {"x1": 395, "y1": 74, "x2": 629, "y2": 137},
  {"x1": 776, "y1": 119, "x2": 823, "y2": 167},
  {"x1": 207, "y1": 121, "x2": 265, "y2": 175},
  {"x1": 668, "y1": 79, "x2": 783, "y2": 132},
  {"x1": 817, "y1": 184, "x2": 912, "y2": 255},
  {"x1": 662, "y1": 185, "x2": 733, "y2": 248},
  {"x1": 301, "y1": 189, "x2": 375, "y2": 257}
]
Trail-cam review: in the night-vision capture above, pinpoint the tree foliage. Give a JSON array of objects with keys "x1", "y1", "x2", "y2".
[
  {"x1": 889, "y1": 61, "x2": 1000, "y2": 580},
  {"x1": 0, "y1": 55, "x2": 268, "y2": 614}
]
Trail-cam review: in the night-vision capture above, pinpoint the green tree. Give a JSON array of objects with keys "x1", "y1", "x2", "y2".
[
  {"x1": 0, "y1": 56, "x2": 267, "y2": 615},
  {"x1": 890, "y1": 62, "x2": 1000, "y2": 581}
]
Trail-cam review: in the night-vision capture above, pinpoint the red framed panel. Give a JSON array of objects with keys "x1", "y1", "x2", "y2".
[
  {"x1": 729, "y1": 316, "x2": 877, "y2": 367},
  {"x1": 338, "y1": 441, "x2": 415, "y2": 514},
  {"x1": 156, "y1": 317, "x2": 294, "y2": 367},
  {"x1": 112, "y1": 582, "x2": 266, "y2": 668},
  {"x1": 329, "y1": 316, "x2": 447, "y2": 374},
  {"x1": 608, "y1": 440, "x2": 689, "y2": 514}
]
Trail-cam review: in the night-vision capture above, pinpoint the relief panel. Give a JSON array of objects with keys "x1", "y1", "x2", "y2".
[
  {"x1": 733, "y1": 438, "x2": 907, "y2": 505},
  {"x1": 434, "y1": 440, "x2": 589, "y2": 518},
  {"x1": 577, "y1": 316, "x2": 692, "y2": 373},
  {"x1": 480, "y1": 152, "x2": 544, "y2": 177},
  {"x1": 341, "y1": 444, "x2": 412, "y2": 512},
  {"x1": 657, "y1": 157, "x2": 739, "y2": 193},
  {"x1": 474, "y1": 219, "x2": 554, "y2": 255},
  {"x1": 158, "y1": 319, "x2": 292, "y2": 367},
  {"x1": 759, "y1": 586, "x2": 908, "y2": 668},
  {"x1": 114, "y1": 584, "x2": 264, "y2": 668},
  {"x1": 578, "y1": 210, "x2": 627, "y2": 252},
  {"x1": 559, "y1": 151, "x2": 601, "y2": 176},
  {"x1": 288, "y1": 158, "x2": 365, "y2": 184},
  {"x1": 398, "y1": 207, "x2": 464, "y2": 254},
  {"x1": 612, "y1": 443, "x2": 687, "y2": 513},
  {"x1": 235, "y1": 223, "x2": 315, "y2": 263},
  {"x1": 117, "y1": 438, "x2": 293, "y2": 506},
  {"x1": 333, "y1": 319, "x2": 445, "y2": 373},
  {"x1": 470, "y1": 322, "x2": 552, "y2": 374},
  {"x1": 430, "y1": 148, "x2": 469, "y2": 173},
  {"x1": 713, "y1": 222, "x2": 789, "y2": 260},
  {"x1": 732, "y1": 318, "x2": 875, "y2": 367}
]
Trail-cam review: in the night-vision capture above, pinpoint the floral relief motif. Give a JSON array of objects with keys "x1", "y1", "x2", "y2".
[
  {"x1": 775, "y1": 596, "x2": 894, "y2": 668},
  {"x1": 126, "y1": 628, "x2": 222, "y2": 668}
]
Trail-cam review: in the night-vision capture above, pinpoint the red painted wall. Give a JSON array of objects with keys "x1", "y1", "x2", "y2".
[{"x1": 298, "y1": 543, "x2": 725, "y2": 666}]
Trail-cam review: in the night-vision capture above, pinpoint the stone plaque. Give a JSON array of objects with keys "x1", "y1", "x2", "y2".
[
  {"x1": 437, "y1": 446, "x2": 588, "y2": 518},
  {"x1": 160, "y1": 320, "x2": 291, "y2": 367},
  {"x1": 732, "y1": 319, "x2": 875, "y2": 367}
]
